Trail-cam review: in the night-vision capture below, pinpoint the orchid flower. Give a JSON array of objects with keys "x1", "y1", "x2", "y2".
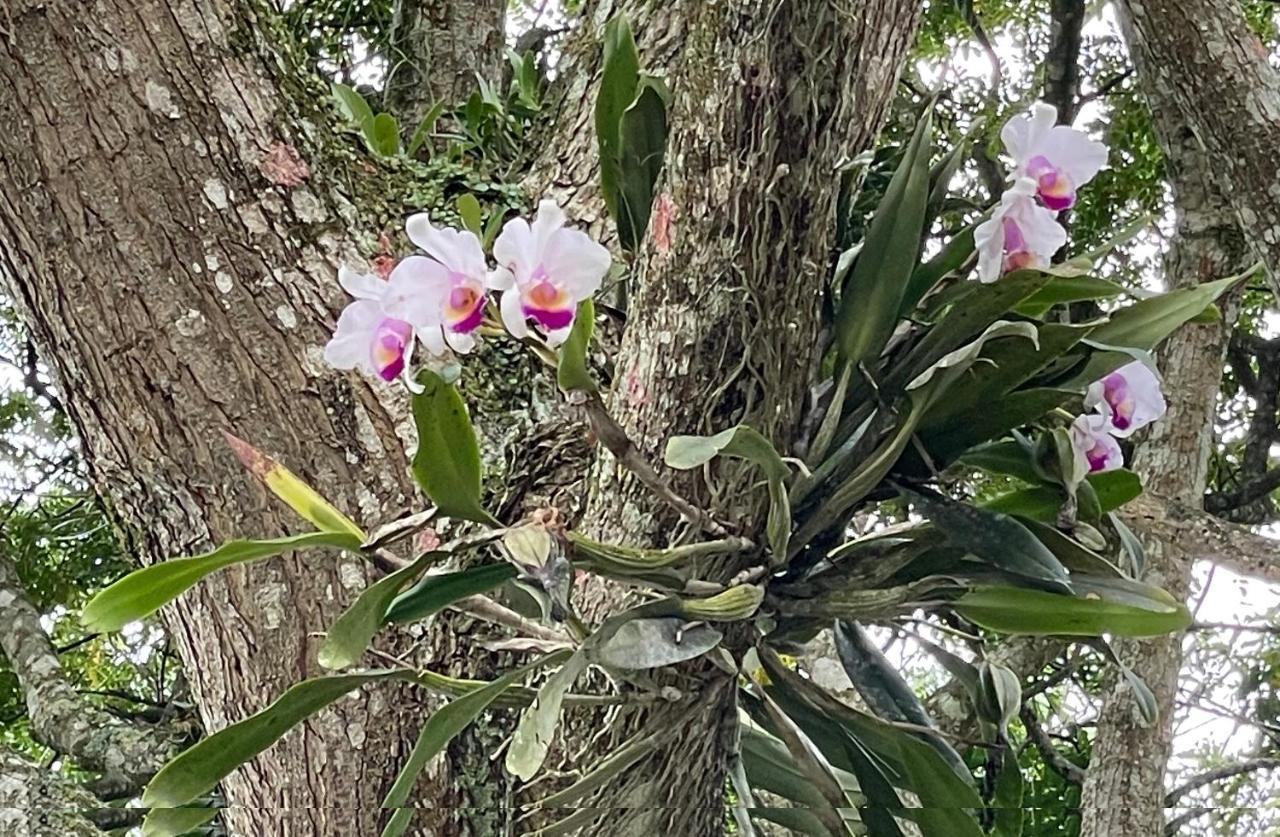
[
  {"x1": 1085, "y1": 361, "x2": 1167, "y2": 438},
  {"x1": 490, "y1": 200, "x2": 611, "y2": 346},
  {"x1": 1070, "y1": 413, "x2": 1124, "y2": 474},
  {"x1": 382, "y1": 214, "x2": 490, "y2": 356},
  {"x1": 1001, "y1": 102, "x2": 1107, "y2": 211},
  {"x1": 324, "y1": 267, "x2": 416, "y2": 382},
  {"x1": 973, "y1": 178, "x2": 1068, "y2": 282}
]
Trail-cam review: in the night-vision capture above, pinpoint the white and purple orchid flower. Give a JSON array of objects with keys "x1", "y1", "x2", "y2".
[
  {"x1": 1001, "y1": 102, "x2": 1107, "y2": 211},
  {"x1": 491, "y1": 200, "x2": 612, "y2": 346},
  {"x1": 1084, "y1": 360, "x2": 1168, "y2": 438},
  {"x1": 382, "y1": 214, "x2": 489, "y2": 356},
  {"x1": 323, "y1": 267, "x2": 418, "y2": 382},
  {"x1": 1069, "y1": 362, "x2": 1168, "y2": 473},
  {"x1": 1070, "y1": 413, "x2": 1124, "y2": 474},
  {"x1": 973, "y1": 178, "x2": 1068, "y2": 282}
]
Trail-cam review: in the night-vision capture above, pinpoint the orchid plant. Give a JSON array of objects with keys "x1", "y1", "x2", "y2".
[{"x1": 82, "y1": 21, "x2": 1244, "y2": 837}]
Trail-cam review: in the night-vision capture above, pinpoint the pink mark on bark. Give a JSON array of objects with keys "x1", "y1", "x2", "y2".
[
  {"x1": 651, "y1": 192, "x2": 676, "y2": 256},
  {"x1": 260, "y1": 142, "x2": 311, "y2": 187},
  {"x1": 624, "y1": 365, "x2": 649, "y2": 407},
  {"x1": 415, "y1": 528, "x2": 441, "y2": 553}
]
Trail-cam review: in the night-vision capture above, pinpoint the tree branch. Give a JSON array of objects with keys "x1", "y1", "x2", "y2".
[
  {"x1": 1019, "y1": 703, "x2": 1086, "y2": 785},
  {"x1": 1164, "y1": 807, "x2": 1213, "y2": 836},
  {"x1": 1164, "y1": 757, "x2": 1280, "y2": 805},
  {"x1": 1044, "y1": 0, "x2": 1086, "y2": 124},
  {"x1": 0, "y1": 547, "x2": 186, "y2": 791},
  {"x1": 1121, "y1": 491, "x2": 1280, "y2": 585}
]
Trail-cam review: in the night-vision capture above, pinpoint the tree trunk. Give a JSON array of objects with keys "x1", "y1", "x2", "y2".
[
  {"x1": 0, "y1": 2, "x2": 503, "y2": 833},
  {"x1": 1118, "y1": 0, "x2": 1280, "y2": 288},
  {"x1": 560, "y1": 2, "x2": 921, "y2": 834},
  {"x1": 384, "y1": 0, "x2": 507, "y2": 127},
  {"x1": 1079, "y1": 11, "x2": 1250, "y2": 831}
]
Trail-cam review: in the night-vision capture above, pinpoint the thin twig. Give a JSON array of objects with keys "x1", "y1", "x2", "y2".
[
  {"x1": 583, "y1": 393, "x2": 729, "y2": 537},
  {"x1": 1164, "y1": 757, "x2": 1280, "y2": 806},
  {"x1": 450, "y1": 595, "x2": 568, "y2": 642}
]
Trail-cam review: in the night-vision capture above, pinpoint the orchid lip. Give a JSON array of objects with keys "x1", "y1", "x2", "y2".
[
  {"x1": 523, "y1": 303, "x2": 574, "y2": 330},
  {"x1": 448, "y1": 296, "x2": 486, "y2": 333}
]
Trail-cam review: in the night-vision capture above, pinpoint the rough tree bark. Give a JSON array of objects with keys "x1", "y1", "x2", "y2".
[
  {"x1": 559, "y1": 2, "x2": 922, "y2": 834},
  {"x1": 1117, "y1": 0, "x2": 1280, "y2": 290},
  {"x1": 384, "y1": 0, "x2": 507, "y2": 127},
  {"x1": 0, "y1": 1, "x2": 481, "y2": 833},
  {"x1": 1079, "y1": 11, "x2": 1251, "y2": 831}
]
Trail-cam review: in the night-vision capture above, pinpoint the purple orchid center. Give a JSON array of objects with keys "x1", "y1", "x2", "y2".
[
  {"x1": 1102, "y1": 373, "x2": 1136, "y2": 430},
  {"x1": 1027, "y1": 154, "x2": 1076, "y2": 211},
  {"x1": 446, "y1": 281, "x2": 486, "y2": 333},
  {"x1": 371, "y1": 317, "x2": 412, "y2": 381}
]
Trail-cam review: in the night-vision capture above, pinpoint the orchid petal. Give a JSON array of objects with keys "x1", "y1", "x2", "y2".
[
  {"x1": 500, "y1": 289, "x2": 529, "y2": 339},
  {"x1": 1070, "y1": 413, "x2": 1124, "y2": 474},
  {"x1": 1086, "y1": 361, "x2": 1167, "y2": 438},
  {"x1": 1039, "y1": 127, "x2": 1108, "y2": 188},
  {"x1": 406, "y1": 213, "x2": 486, "y2": 276},
  {"x1": 338, "y1": 266, "x2": 386, "y2": 300},
  {"x1": 1000, "y1": 102, "x2": 1058, "y2": 165},
  {"x1": 384, "y1": 255, "x2": 453, "y2": 327}
]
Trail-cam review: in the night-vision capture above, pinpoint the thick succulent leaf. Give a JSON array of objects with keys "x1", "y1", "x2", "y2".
[
  {"x1": 144, "y1": 669, "x2": 419, "y2": 809},
  {"x1": 1087, "y1": 637, "x2": 1159, "y2": 724},
  {"x1": 406, "y1": 100, "x2": 447, "y2": 157},
  {"x1": 954, "y1": 581, "x2": 1191, "y2": 637},
  {"x1": 411, "y1": 370, "x2": 496, "y2": 524},
  {"x1": 223, "y1": 432, "x2": 365, "y2": 538},
  {"x1": 83, "y1": 531, "x2": 363, "y2": 632},
  {"x1": 591, "y1": 617, "x2": 722, "y2": 670},
  {"x1": 758, "y1": 691, "x2": 861, "y2": 836},
  {"x1": 319, "y1": 552, "x2": 438, "y2": 670},
  {"x1": 901, "y1": 487, "x2": 1071, "y2": 593},
  {"x1": 384, "y1": 562, "x2": 516, "y2": 625},
  {"x1": 456, "y1": 193, "x2": 483, "y2": 235},
  {"x1": 917, "y1": 387, "x2": 1078, "y2": 466},
  {"x1": 141, "y1": 804, "x2": 220, "y2": 837},
  {"x1": 506, "y1": 651, "x2": 591, "y2": 780},
  {"x1": 381, "y1": 651, "x2": 570, "y2": 837},
  {"x1": 990, "y1": 747, "x2": 1025, "y2": 837},
  {"x1": 557, "y1": 298, "x2": 598, "y2": 393},
  {"x1": 834, "y1": 621, "x2": 968, "y2": 776},
  {"x1": 836, "y1": 101, "x2": 934, "y2": 365}
]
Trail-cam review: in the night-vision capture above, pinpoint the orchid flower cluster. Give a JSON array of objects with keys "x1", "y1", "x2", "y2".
[
  {"x1": 974, "y1": 102, "x2": 1108, "y2": 282},
  {"x1": 323, "y1": 200, "x2": 612, "y2": 381},
  {"x1": 1070, "y1": 361, "x2": 1168, "y2": 474}
]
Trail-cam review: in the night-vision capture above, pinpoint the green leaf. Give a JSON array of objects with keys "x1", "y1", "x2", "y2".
[
  {"x1": 506, "y1": 651, "x2": 590, "y2": 780},
  {"x1": 384, "y1": 562, "x2": 516, "y2": 624},
  {"x1": 665, "y1": 425, "x2": 791, "y2": 560},
  {"x1": 380, "y1": 651, "x2": 570, "y2": 837},
  {"x1": 331, "y1": 82, "x2": 373, "y2": 125},
  {"x1": 1014, "y1": 275, "x2": 1125, "y2": 317},
  {"x1": 615, "y1": 77, "x2": 669, "y2": 251},
  {"x1": 907, "y1": 319, "x2": 1040, "y2": 403},
  {"x1": 144, "y1": 669, "x2": 419, "y2": 809},
  {"x1": 902, "y1": 487, "x2": 1071, "y2": 593},
  {"x1": 223, "y1": 432, "x2": 365, "y2": 538},
  {"x1": 83, "y1": 531, "x2": 362, "y2": 632},
  {"x1": 990, "y1": 747, "x2": 1025, "y2": 837},
  {"x1": 593, "y1": 14, "x2": 670, "y2": 250},
  {"x1": 557, "y1": 298, "x2": 598, "y2": 393},
  {"x1": 919, "y1": 387, "x2": 1077, "y2": 465},
  {"x1": 900, "y1": 226, "x2": 975, "y2": 316},
  {"x1": 406, "y1": 100, "x2": 447, "y2": 157},
  {"x1": 366, "y1": 112, "x2": 401, "y2": 157},
  {"x1": 318, "y1": 552, "x2": 437, "y2": 670},
  {"x1": 980, "y1": 469, "x2": 1142, "y2": 522},
  {"x1": 411, "y1": 370, "x2": 495, "y2": 524},
  {"x1": 456, "y1": 193, "x2": 483, "y2": 235},
  {"x1": 591, "y1": 617, "x2": 722, "y2": 670},
  {"x1": 835, "y1": 101, "x2": 934, "y2": 365},
  {"x1": 1087, "y1": 272, "x2": 1245, "y2": 352},
  {"x1": 141, "y1": 804, "x2": 220, "y2": 837},
  {"x1": 954, "y1": 581, "x2": 1191, "y2": 637}
]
